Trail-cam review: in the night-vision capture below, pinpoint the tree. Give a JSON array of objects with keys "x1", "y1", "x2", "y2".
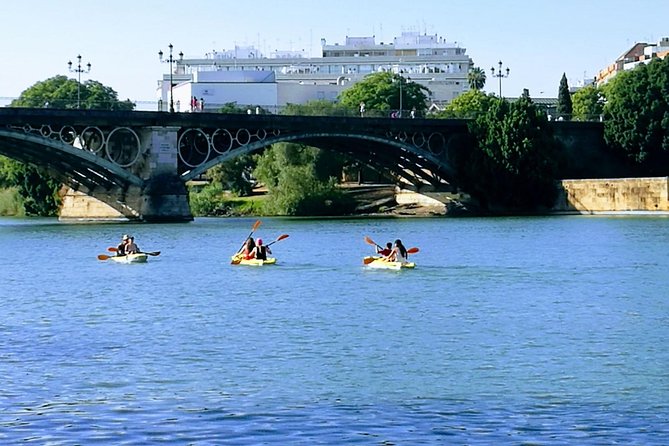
[
  {"x1": 603, "y1": 57, "x2": 669, "y2": 172},
  {"x1": 556, "y1": 73, "x2": 573, "y2": 120},
  {"x1": 571, "y1": 84, "x2": 604, "y2": 121},
  {"x1": 0, "y1": 158, "x2": 62, "y2": 215},
  {"x1": 282, "y1": 100, "x2": 352, "y2": 116},
  {"x1": 339, "y1": 71, "x2": 430, "y2": 117},
  {"x1": 432, "y1": 89, "x2": 495, "y2": 119},
  {"x1": 207, "y1": 155, "x2": 256, "y2": 196},
  {"x1": 253, "y1": 142, "x2": 354, "y2": 215},
  {"x1": 1, "y1": 76, "x2": 135, "y2": 215},
  {"x1": 466, "y1": 96, "x2": 560, "y2": 210},
  {"x1": 10, "y1": 75, "x2": 134, "y2": 110},
  {"x1": 467, "y1": 66, "x2": 487, "y2": 90}
]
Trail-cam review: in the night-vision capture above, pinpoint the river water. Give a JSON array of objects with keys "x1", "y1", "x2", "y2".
[{"x1": 1, "y1": 215, "x2": 668, "y2": 444}]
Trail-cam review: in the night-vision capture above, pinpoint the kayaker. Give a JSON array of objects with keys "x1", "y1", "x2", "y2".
[
  {"x1": 116, "y1": 234, "x2": 129, "y2": 256},
  {"x1": 239, "y1": 237, "x2": 256, "y2": 260},
  {"x1": 126, "y1": 236, "x2": 140, "y2": 255},
  {"x1": 386, "y1": 239, "x2": 408, "y2": 263},
  {"x1": 376, "y1": 242, "x2": 392, "y2": 257},
  {"x1": 251, "y1": 238, "x2": 272, "y2": 260}
]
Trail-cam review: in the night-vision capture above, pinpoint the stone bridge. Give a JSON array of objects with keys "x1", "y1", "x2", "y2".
[{"x1": 0, "y1": 108, "x2": 469, "y2": 221}]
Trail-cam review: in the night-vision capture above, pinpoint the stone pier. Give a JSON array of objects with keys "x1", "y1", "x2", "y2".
[{"x1": 59, "y1": 126, "x2": 193, "y2": 222}]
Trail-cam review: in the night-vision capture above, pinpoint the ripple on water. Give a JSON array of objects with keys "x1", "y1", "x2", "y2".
[{"x1": 1, "y1": 216, "x2": 669, "y2": 444}]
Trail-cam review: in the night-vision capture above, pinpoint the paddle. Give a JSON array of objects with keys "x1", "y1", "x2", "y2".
[
  {"x1": 98, "y1": 254, "x2": 111, "y2": 261},
  {"x1": 266, "y1": 234, "x2": 289, "y2": 247},
  {"x1": 364, "y1": 236, "x2": 382, "y2": 250},
  {"x1": 239, "y1": 220, "x2": 261, "y2": 250},
  {"x1": 107, "y1": 247, "x2": 161, "y2": 256}
]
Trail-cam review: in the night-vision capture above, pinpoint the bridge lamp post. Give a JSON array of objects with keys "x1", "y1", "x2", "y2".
[
  {"x1": 392, "y1": 74, "x2": 405, "y2": 118},
  {"x1": 67, "y1": 55, "x2": 91, "y2": 109},
  {"x1": 158, "y1": 44, "x2": 183, "y2": 113},
  {"x1": 490, "y1": 60, "x2": 510, "y2": 98}
]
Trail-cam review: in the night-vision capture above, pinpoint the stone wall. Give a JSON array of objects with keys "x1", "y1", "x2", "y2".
[
  {"x1": 59, "y1": 188, "x2": 126, "y2": 221},
  {"x1": 553, "y1": 177, "x2": 669, "y2": 213}
]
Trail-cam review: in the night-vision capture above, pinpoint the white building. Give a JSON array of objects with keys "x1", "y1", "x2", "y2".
[
  {"x1": 157, "y1": 32, "x2": 474, "y2": 112},
  {"x1": 596, "y1": 37, "x2": 669, "y2": 86}
]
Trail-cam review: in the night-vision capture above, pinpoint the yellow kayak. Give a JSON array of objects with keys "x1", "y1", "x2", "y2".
[
  {"x1": 111, "y1": 253, "x2": 148, "y2": 264},
  {"x1": 363, "y1": 256, "x2": 415, "y2": 270},
  {"x1": 231, "y1": 254, "x2": 277, "y2": 266}
]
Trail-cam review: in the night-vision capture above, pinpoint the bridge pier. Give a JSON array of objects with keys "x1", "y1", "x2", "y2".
[
  {"x1": 59, "y1": 126, "x2": 193, "y2": 222},
  {"x1": 136, "y1": 126, "x2": 192, "y2": 222}
]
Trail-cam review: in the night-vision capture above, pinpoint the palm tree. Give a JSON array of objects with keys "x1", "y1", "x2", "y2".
[{"x1": 468, "y1": 67, "x2": 486, "y2": 90}]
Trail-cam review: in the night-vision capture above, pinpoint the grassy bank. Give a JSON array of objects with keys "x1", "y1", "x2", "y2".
[
  {"x1": 188, "y1": 184, "x2": 265, "y2": 216},
  {"x1": 0, "y1": 188, "x2": 25, "y2": 216}
]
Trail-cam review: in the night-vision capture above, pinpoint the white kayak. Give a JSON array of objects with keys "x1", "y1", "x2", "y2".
[{"x1": 110, "y1": 253, "x2": 149, "y2": 264}]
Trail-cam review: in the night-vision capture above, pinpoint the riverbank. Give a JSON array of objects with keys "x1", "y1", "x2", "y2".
[{"x1": 11, "y1": 176, "x2": 669, "y2": 220}]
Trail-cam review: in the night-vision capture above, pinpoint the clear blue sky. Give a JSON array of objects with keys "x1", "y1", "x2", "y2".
[{"x1": 2, "y1": 0, "x2": 668, "y2": 105}]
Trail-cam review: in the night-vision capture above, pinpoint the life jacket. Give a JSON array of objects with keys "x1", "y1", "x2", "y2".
[{"x1": 255, "y1": 245, "x2": 267, "y2": 260}]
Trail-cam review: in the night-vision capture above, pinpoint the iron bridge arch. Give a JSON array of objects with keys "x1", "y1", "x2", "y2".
[
  {"x1": 179, "y1": 128, "x2": 460, "y2": 189},
  {"x1": 0, "y1": 125, "x2": 145, "y2": 217}
]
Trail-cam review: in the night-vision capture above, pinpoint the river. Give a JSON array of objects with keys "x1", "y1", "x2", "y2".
[{"x1": 1, "y1": 215, "x2": 668, "y2": 444}]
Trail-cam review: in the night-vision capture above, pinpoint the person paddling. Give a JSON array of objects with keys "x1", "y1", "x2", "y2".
[
  {"x1": 116, "y1": 234, "x2": 129, "y2": 256},
  {"x1": 251, "y1": 238, "x2": 272, "y2": 260},
  {"x1": 239, "y1": 237, "x2": 256, "y2": 260},
  {"x1": 125, "y1": 236, "x2": 140, "y2": 255},
  {"x1": 385, "y1": 239, "x2": 408, "y2": 263},
  {"x1": 376, "y1": 242, "x2": 392, "y2": 257}
]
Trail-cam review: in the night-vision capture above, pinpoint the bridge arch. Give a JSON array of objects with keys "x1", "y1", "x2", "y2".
[
  {"x1": 181, "y1": 131, "x2": 457, "y2": 189},
  {"x1": 0, "y1": 129, "x2": 144, "y2": 216}
]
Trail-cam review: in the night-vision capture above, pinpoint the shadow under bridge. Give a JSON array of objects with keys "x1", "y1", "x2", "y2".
[{"x1": 178, "y1": 115, "x2": 469, "y2": 191}]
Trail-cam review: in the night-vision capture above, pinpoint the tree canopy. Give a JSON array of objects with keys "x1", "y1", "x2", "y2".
[
  {"x1": 556, "y1": 73, "x2": 573, "y2": 120},
  {"x1": 338, "y1": 72, "x2": 430, "y2": 117},
  {"x1": 571, "y1": 84, "x2": 604, "y2": 121},
  {"x1": 10, "y1": 75, "x2": 134, "y2": 110},
  {"x1": 431, "y1": 89, "x2": 495, "y2": 119},
  {"x1": 467, "y1": 67, "x2": 487, "y2": 90},
  {"x1": 603, "y1": 56, "x2": 669, "y2": 172},
  {"x1": 465, "y1": 96, "x2": 560, "y2": 210},
  {"x1": 2, "y1": 76, "x2": 135, "y2": 215}
]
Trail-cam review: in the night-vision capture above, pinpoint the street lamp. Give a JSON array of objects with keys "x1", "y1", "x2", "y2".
[
  {"x1": 391, "y1": 72, "x2": 405, "y2": 118},
  {"x1": 490, "y1": 60, "x2": 510, "y2": 98},
  {"x1": 398, "y1": 75, "x2": 403, "y2": 118},
  {"x1": 158, "y1": 44, "x2": 183, "y2": 113},
  {"x1": 67, "y1": 55, "x2": 91, "y2": 109}
]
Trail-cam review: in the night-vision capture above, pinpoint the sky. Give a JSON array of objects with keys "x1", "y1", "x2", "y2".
[{"x1": 2, "y1": 0, "x2": 668, "y2": 108}]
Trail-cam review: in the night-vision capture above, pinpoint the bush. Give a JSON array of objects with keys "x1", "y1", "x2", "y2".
[
  {"x1": 0, "y1": 187, "x2": 25, "y2": 216},
  {"x1": 188, "y1": 183, "x2": 265, "y2": 216}
]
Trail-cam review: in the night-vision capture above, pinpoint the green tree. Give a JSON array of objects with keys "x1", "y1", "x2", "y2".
[
  {"x1": 604, "y1": 56, "x2": 669, "y2": 172},
  {"x1": 467, "y1": 66, "x2": 487, "y2": 90},
  {"x1": 279, "y1": 100, "x2": 350, "y2": 180},
  {"x1": 218, "y1": 102, "x2": 247, "y2": 114},
  {"x1": 556, "y1": 73, "x2": 573, "y2": 120},
  {"x1": 339, "y1": 71, "x2": 430, "y2": 117},
  {"x1": 466, "y1": 96, "x2": 560, "y2": 210},
  {"x1": 0, "y1": 158, "x2": 62, "y2": 215},
  {"x1": 207, "y1": 155, "x2": 256, "y2": 196},
  {"x1": 432, "y1": 89, "x2": 495, "y2": 119},
  {"x1": 10, "y1": 75, "x2": 134, "y2": 110},
  {"x1": 1, "y1": 76, "x2": 135, "y2": 215},
  {"x1": 282, "y1": 100, "x2": 352, "y2": 116},
  {"x1": 218, "y1": 102, "x2": 269, "y2": 114},
  {"x1": 571, "y1": 84, "x2": 604, "y2": 121},
  {"x1": 253, "y1": 142, "x2": 354, "y2": 215}
]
